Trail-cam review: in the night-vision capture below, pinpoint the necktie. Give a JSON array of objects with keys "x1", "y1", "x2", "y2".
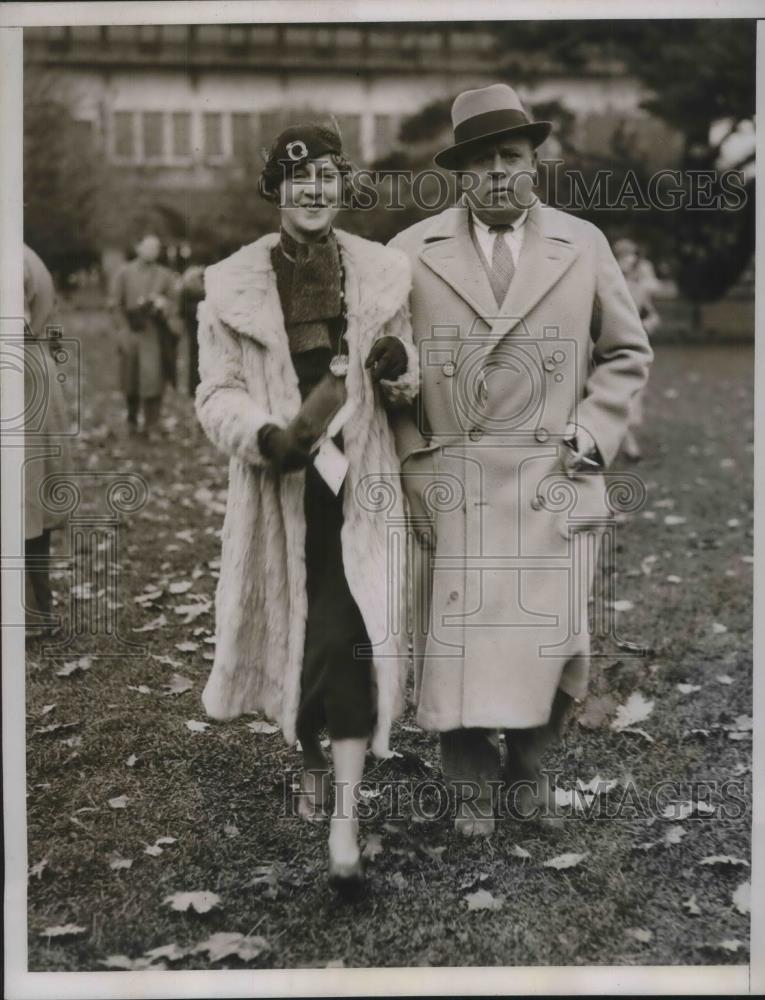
[{"x1": 489, "y1": 225, "x2": 515, "y2": 306}]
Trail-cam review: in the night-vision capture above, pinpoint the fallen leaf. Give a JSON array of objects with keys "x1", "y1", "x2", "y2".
[
  {"x1": 711, "y1": 622, "x2": 728, "y2": 635},
  {"x1": 715, "y1": 674, "x2": 734, "y2": 685},
  {"x1": 224, "y1": 823, "x2": 239, "y2": 838},
  {"x1": 732, "y1": 880, "x2": 750, "y2": 915},
  {"x1": 609, "y1": 599, "x2": 634, "y2": 613},
  {"x1": 543, "y1": 852, "x2": 588, "y2": 870},
  {"x1": 576, "y1": 774, "x2": 619, "y2": 796},
  {"x1": 621, "y1": 727, "x2": 655, "y2": 743},
  {"x1": 163, "y1": 890, "x2": 221, "y2": 914},
  {"x1": 245, "y1": 719, "x2": 279, "y2": 735},
  {"x1": 144, "y1": 844, "x2": 163, "y2": 857},
  {"x1": 625, "y1": 927, "x2": 653, "y2": 943},
  {"x1": 108, "y1": 795, "x2": 128, "y2": 809},
  {"x1": 156, "y1": 836, "x2": 177, "y2": 845},
  {"x1": 465, "y1": 888, "x2": 504, "y2": 911},
  {"x1": 682, "y1": 894, "x2": 701, "y2": 915},
  {"x1": 576, "y1": 694, "x2": 617, "y2": 729},
  {"x1": 109, "y1": 857, "x2": 133, "y2": 870},
  {"x1": 193, "y1": 931, "x2": 268, "y2": 961},
  {"x1": 150, "y1": 654, "x2": 185, "y2": 669},
  {"x1": 185, "y1": 720, "x2": 210, "y2": 733},
  {"x1": 175, "y1": 641, "x2": 199, "y2": 653},
  {"x1": 40, "y1": 923, "x2": 86, "y2": 937},
  {"x1": 715, "y1": 938, "x2": 744, "y2": 954},
  {"x1": 733, "y1": 714, "x2": 752, "y2": 731},
  {"x1": 666, "y1": 575, "x2": 683, "y2": 584},
  {"x1": 169, "y1": 580, "x2": 193, "y2": 594},
  {"x1": 127, "y1": 684, "x2": 152, "y2": 695},
  {"x1": 663, "y1": 825, "x2": 686, "y2": 845},
  {"x1": 611, "y1": 692, "x2": 654, "y2": 731},
  {"x1": 163, "y1": 674, "x2": 194, "y2": 696},
  {"x1": 55, "y1": 657, "x2": 92, "y2": 677},
  {"x1": 362, "y1": 833, "x2": 384, "y2": 861},
  {"x1": 664, "y1": 515, "x2": 686, "y2": 526},
  {"x1": 676, "y1": 683, "x2": 702, "y2": 695},
  {"x1": 700, "y1": 855, "x2": 749, "y2": 868},
  {"x1": 509, "y1": 844, "x2": 531, "y2": 859},
  {"x1": 125, "y1": 754, "x2": 138, "y2": 768},
  {"x1": 134, "y1": 589, "x2": 163, "y2": 603},
  {"x1": 100, "y1": 954, "x2": 162, "y2": 970},
  {"x1": 29, "y1": 859, "x2": 48, "y2": 879},
  {"x1": 132, "y1": 614, "x2": 168, "y2": 633},
  {"x1": 143, "y1": 943, "x2": 189, "y2": 962},
  {"x1": 40, "y1": 704, "x2": 56, "y2": 716},
  {"x1": 174, "y1": 601, "x2": 212, "y2": 624}
]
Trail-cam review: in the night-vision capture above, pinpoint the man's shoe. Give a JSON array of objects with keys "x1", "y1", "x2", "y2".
[{"x1": 454, "y1": 795, "x2": 495, "y2": 837}]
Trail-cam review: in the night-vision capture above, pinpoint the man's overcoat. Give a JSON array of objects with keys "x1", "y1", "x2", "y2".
[{"x1": 390, "y1": 203, "x2": 653, "y2": 731}]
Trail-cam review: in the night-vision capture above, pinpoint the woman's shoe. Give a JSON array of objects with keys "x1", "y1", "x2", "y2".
[{"x1": 328, "y1": 817, "x2": 365, "y2": 898}]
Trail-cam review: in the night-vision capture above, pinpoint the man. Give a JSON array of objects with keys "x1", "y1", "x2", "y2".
[
  {"x1": 109, "y1": 233, "x2": 180, "y2": 438},
  {"x1": 390, "y1": 84, "x2": 653, "y2": 836},
  {"x1": 179, "y1": 252, "x2": 207, "y2": 398}
]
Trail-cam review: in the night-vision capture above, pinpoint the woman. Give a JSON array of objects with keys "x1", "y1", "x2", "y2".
[{"x1": 195, "y1": 122, "x2": 419, "y2": 892}]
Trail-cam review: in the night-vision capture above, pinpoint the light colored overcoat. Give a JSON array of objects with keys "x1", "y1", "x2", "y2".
[
  {"x1": 195, "y1": 229, "x2": 419, "y2": 757},
  {"x1": 390, "y1": 203, "x2": 653, "y2": 731}
]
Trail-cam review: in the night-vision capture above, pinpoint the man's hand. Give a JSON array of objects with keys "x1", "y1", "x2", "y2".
[
  {"x1": 365, "y1": 336, "x2": 408, "y2": 383},
  {"x1": 562, "y1": 423, "x2": 602, "y2": 476},
  {"x1": 258, "y1": 423, "x2": 313, "y2": 472}
]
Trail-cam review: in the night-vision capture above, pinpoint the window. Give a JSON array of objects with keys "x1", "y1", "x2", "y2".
[
  {"x1": 226, "y1": 24, "x2": 249, "y2": 49},
  {"x1": 232, "y1": 112, "x2": 256, "y2": 159},
  {"x1": 203, "y1": 112, "x2": 223, "y2": 159},
  {"x1": 171, "y1": 112, "x2": 191, "y2": 158},
  {"x1": 142, "y1": 111, "x2": 164, "y2": 160},
  {"x1": 113, "y1": 111, "x2": 135, "y2": 160},
  {"x1": 136, "y1": 24, "x2": 162, "y2": 49}
]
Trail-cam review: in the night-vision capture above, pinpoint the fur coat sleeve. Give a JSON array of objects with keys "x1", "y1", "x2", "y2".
[{"x1": 195, "y1": 299, "x2": 286, "y2": 467}]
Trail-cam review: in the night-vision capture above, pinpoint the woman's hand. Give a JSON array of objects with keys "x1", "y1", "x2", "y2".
[
  {"x1": 365, "y1": 336, "x2": 408, "y2": 383},
  {"x1": 258, "y1": 423, "x2": 313, "y2": 472}
]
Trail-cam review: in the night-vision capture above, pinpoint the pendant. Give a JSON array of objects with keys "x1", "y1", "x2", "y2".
[{"x1": 329, "y1": 354, "x2": 349, "y2": 378}]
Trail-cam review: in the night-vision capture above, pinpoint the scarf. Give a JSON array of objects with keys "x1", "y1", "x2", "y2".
[{"x1": 272, "y1": 228, "x2": 343, "y2": 355}]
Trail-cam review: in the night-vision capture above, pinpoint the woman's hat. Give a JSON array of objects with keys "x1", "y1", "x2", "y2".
[
  {"x1": 434, "y1": 84, "x2": 552, "y2": 170},
  {"x1": 259, "y1": 122, "x2": 344, "y2": 198}
]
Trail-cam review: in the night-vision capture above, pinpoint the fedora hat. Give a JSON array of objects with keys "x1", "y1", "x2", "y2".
[{"x1": 434, "y1": 83, "x2": 552, "y2": 170}]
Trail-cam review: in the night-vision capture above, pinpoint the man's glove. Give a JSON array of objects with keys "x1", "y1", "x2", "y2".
[
  {"x1": 258, "y1": 423, "x2": 313, "y2": 472},
  {"x1": 365, "y1": 336, "x2": 408, "y2": 383},
  {"x1": 562, "y1": 423, "x2": 603, "y2": 476}
]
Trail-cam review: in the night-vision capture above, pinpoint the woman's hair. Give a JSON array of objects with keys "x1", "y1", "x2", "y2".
[{"x1": 257, "y1": 120, "x2": 357, "y2": 206}]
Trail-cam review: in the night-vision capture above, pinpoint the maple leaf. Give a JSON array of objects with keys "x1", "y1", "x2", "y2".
[
  {"x1": 543, "y1": 852, "x2": 588, "y2": 870},
  {"x1": 56, "y1": 657, "x2": 92, "y2": 677},
  {"x1": 29, "y1": 859, "x2": 48, "y2": 879},
  {"x1": 144, "y1": 844, "x2": 163, "y2": 857},
  {"x1": 126, "y1": 754, "x2": 139, "y2": 768},
  {"x1": 163, "y1": 890, "x2": 221, "y2": 914},
  {"x1": 611, "y1": 692, "x2": 654, "y2": 732},
  {"x1": 162, "y1": 674, "x2": 194, "y2": 696},
  {"x1": 465, "y1": 888, "x2": 504, "y2": 911}
]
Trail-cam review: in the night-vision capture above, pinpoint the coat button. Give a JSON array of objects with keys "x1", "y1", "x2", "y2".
[
  {"x1": 442, "y1": 361, "x2": 456, "y2": 377},
  {"x1": 535, "y1": 427, "x2": 550, "y2": 443},
  {"x1": 469, "y1": 427, "x2": 483, "y2": 441},
  {"x1": 530, "y1": 495, "x2": 544, "y2": 511}
]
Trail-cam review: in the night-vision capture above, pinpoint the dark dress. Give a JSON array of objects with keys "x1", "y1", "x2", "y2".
[{"x1": 272, "y1": 238, "x2": 375, "y2": 743}]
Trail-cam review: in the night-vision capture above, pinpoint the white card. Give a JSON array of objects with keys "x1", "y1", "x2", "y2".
[{"x1": 313, "y1": 438, "x2": 349, "y2": 495}]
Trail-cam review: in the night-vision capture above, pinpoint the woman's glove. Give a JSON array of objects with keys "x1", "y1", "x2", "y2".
[
  {"x1": 365, "y1": 336, "x2": 408, "y2": 383},
  {"x1": 258, "y1": 423, "x2": 313, "y2": 472}
]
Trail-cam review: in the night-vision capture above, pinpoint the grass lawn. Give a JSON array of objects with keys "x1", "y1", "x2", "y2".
[{"x1": 24, "y1": 304, "x2": 752, "y2": 970}]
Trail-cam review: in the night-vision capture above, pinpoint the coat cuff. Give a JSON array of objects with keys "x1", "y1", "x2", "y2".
[{"x1": 378, "y1": 335, "x2": 420, "y2": 407}]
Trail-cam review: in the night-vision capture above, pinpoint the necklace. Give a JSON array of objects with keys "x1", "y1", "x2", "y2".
[{"x1": 329, "y1": 244, "x2": 350, "y2": 378}]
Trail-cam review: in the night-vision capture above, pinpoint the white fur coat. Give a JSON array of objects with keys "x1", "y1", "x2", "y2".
[{"x1": 195, "y1": 229, "x2": 418, "y2": 757}]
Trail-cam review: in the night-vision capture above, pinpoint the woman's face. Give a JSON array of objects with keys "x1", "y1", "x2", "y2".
[{"x1": 278, "y1": 156, "x2": 343, "y2": 242}]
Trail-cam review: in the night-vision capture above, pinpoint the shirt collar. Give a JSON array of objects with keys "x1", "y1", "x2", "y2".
[{"x1": 470, "y1": 209, "x2": 528, "y2": 235}]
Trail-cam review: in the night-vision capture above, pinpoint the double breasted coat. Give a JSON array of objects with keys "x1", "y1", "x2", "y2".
[
  {"x1": 195, "y1": 230, "x2": 419, "y2": 757},
  {"x1": 390, "y1": 203, "x2": 653, "y2": 732}
]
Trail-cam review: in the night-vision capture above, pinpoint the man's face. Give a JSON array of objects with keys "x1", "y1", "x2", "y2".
[
  {"x1": 137, "y1": 236, "x2": 161, "y2": 262},
  {"x1": 278, "y1": 155, "x2": 343, "y2": 242},
  {"x1": 459, "y1": 136, "x2": 538, "y2": 223}
]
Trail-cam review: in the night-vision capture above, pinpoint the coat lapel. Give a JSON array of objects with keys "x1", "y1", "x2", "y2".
[{"x1": 419, "y1": 208, "x2": 498, "y2": 322}]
